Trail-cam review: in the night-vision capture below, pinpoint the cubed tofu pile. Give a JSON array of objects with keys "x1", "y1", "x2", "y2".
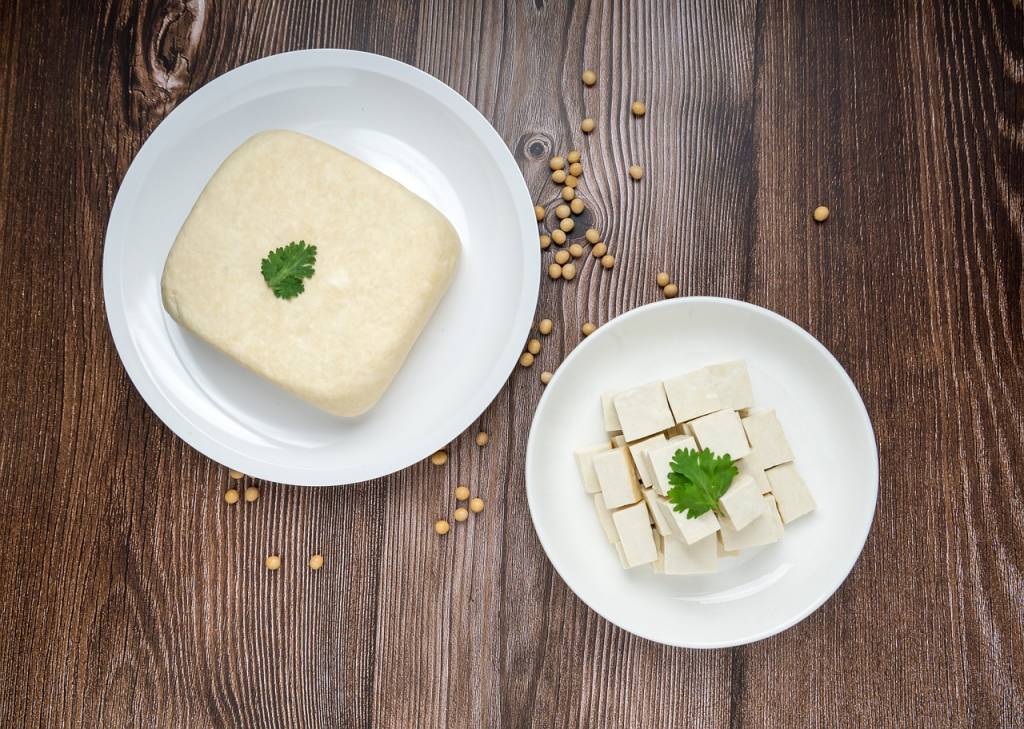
[{"x1": 574, "y1": 360, "x2": 815, "y2": 575}]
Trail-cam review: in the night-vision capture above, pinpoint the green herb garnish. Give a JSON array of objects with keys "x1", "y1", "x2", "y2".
[
  {"x1": 261, "y1": 240, "x2": 317, "y2": 299},
  {"x1": 666, "y1": 447, "x2": 738, "y2": 519}
]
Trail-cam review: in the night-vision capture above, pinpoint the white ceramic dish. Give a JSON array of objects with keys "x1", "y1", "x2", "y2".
[
  {"x1": 103, "y1": 50, "x2": 538, "y2": 486},
  {"x1": 526, "y1": 298, "x2": 877, "y2": 648}
]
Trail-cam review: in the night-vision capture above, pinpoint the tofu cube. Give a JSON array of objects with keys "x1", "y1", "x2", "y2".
[
  {"x1": 613, "y1": 382, "x2": 675, "y2": 442},
  {"x1": 600, "y1": 391, "x2": 623, "y2": 433},
  {"x1": 708, "y1": 360, "x2": 755, "y2": 410},
  {"x1": 593, "y1": 493, "x2": 620, "y2": 543},
  {"x1": 717, "y1": 473, "x2": 766, "y2": 530},
  {"x1": 612, "y1": 502, "x2": 659, "y2": 567},
  {"x1": 736, "y1": 456, "x2": 771, "y2": 494},
  {"x1": 719, "y1": 495, "x2": 784, "y2": 551},
  {"x1": 662, "y1": 533, "x2": 718, "y2": 575},
  {"x1": 574, "y1": 442, "x2": 612, "y2": 494},
  {"x1": 643, "y1": 489, "x2": 673, "y2": 536},
  {"x1": 613, "y1": 542, "x2": 631, "y2": 569},
  {"x1": 592, "y1": 447, "x2": 642, "y2": 508},
  {"x1": 688, "y1": 409, "x2": 751, "y2": 459},
  {"x1": 766, "y1": 463, "x2": 816, "y2": 523},
  {"x1": 663, "y1": 368, "x2": 722, "y2": 423},
  {"x1": 656, "y1": 498, "x2": 721, "y2": 544},
  {"x1": 646, "y1": 436, "x2": 698, "y2": 496},
  {"x1": 741, "y1": 409, "x2": 794, "y2": 469},
  {"x1": 628, "y1": 433, "x2": 666, "y2": 487}
]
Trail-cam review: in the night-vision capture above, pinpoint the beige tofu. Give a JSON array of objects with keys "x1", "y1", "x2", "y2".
[
  {"x1": 656, "y1": 498, "x2": 721, "y2": 545},
  {"x1": 610, "y1": 434, "x2": 627, "y2": 448},
  {"x1": 688, "y1": 409, "x2": 751, "y2": 459},
  {"x1": 663, "y1": 533, "x2": 719, "y2": 575},
  {"x1": 736, "y1": 456, "x2": 771, "y2": 494},
  {"x1": 612, "y1": 502, "x2": 659, "y2": 567},
  {"x1": 663, "y1": 368, "x2": 722, "y2": 423},
  {"x1": 643, "y1": 489, "x2": 673, "y2": 536},
  {"x1": 593, "y1": 447, "x2": 642, "y2": 508},
  {"x1": 613, "y1": 382, "x2": 675, "y2": 442},
  {"x1": 613, "y1": 542, "x2": 631, "y2": 569},
  {"x1": 766, "y1": 463, "x2": 816, "y2": 523},
  {"x1": 652, "y1": 531, "x2": 666, "y2": 573},
  {"x1": 574, "y1": 442, "x2": 612, "y2": 494},
  {"x1": 719, "y1": 495, "x2": 784, "y2": 551},
  {"x1": 646, "y1": 436, "x2": 698, "y2": 496},
  {"x1": 718, "y1": 473, "x2": 766, "y2": 530},
  {"x1": 600, "y1": 391, "x2": 623, "y2": 433},
  {"x1": 708, "y1": 360, "x2": 755, "y2": 410},
  {"x1": 741, "y1": 409, "x2": 794, "y2": 469},
  {"x1": 665, "y1": 422, "x2": 691, "y2": 438},
  {"x1": 593, "y1": 493, "x2": 620, "y2": 543},
  {"x1": 628, "y1": 433, "x2": 666, "y2": 487}
]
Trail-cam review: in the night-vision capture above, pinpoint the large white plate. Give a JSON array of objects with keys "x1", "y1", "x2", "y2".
[
  {"x1": 104, "y1": 50, "x2": 538, "y2": 486},
  {"x1": 526, "y1": 298, "x2": 877, "y2": 648}
]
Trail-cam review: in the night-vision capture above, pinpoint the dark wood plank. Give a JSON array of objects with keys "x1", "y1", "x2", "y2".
[{"x1": 0, "y1": 0, "x2": 1021, "y2": 727}]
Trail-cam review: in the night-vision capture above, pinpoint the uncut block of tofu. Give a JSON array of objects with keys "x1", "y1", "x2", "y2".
[
  {"x1": 663, "y1": 368, "x2": 722, "y2": 423},
  {"x1": 766, "y1": 463, "x2": 817, "y2": 523},
  {"x1": 643, "y1": 489, "x2": 673, "y2": 536},
  {"x1": 593, "y1": 493, "x2": 620, "y2": 543},
  {"x1": 736, "y1": 457, "x2": 771, "y2": 494},
  {"x1": 612, "y1": 502, "x2": 659, "y2": 567},
  {"x1": 663, "y1": 533, "x2": 718, "y2": 575},
  {"x1": 613, "y1": 382, "x2": 675, "y2": 442},
  {"x1": 718, "y1": 473, "x2": 766, "y2": 530},
  {"x1": 708, "y1": 360, "x2": 755, "y2": 410},
  {"x1": 719, "y1": 495, "x2": 784, "y2": 551},
  {"x1": 628, "y1": 433, "x2": 666, "y2": 487},
  {"x1": 647, "y1": 436, "x2": 698, "y2": 495},
  {"x1": 592, "y1": 447, "x2": 642, "y2": 508},
  {"x1": 574, "y1": 443, "x2": 612, "y2": 494},
  {"x1": 161, "y1": 130, "x2": 460, "y2": 417},
  {"x1": 656, "y1": 499, "x2": 721, "y2": 544},
  {"x1": 741, "y1": 409, "x2": 794, "y2": 469},
  {"x1": 688, "y1": 410, "x2": 751, "y2": 459},
  {"x1": 600, "y1": 392, "x2": 623, "y2": 433}
]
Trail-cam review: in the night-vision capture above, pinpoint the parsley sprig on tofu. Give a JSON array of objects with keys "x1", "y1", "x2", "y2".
[
  {"x1": 261, "y1": 240, "x2": 317, "y2": 299},
  {"x1": 666, "y1": 447, "x2": 738, "y2": 519}
]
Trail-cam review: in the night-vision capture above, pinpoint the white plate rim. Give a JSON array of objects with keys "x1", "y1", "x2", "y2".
[
  {"x1": 525, "y1": 296, "x2": 879, "y2": 648},
  {"x1": 103, "y1": 49, "x2": 539, "y2": 486}
]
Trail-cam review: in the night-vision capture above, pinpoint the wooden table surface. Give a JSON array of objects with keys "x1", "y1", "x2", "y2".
[{"x1": 2, "y1": 1, "x2": 1022, "y2": 727}]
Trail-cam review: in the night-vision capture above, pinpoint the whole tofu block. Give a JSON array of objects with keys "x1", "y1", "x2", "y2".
[
  {"x1": 663, "y1": 533, "x2": 719, "y2": 575},
  {"x1": 574, "y1": 443, "x2": 612, "y2": 494},
  {"x1": 656, "y1": 499, "x2": 721, "y2": 545},
  {"x1": 592, "y1": 447, "x2": 642, "y2": 508},
  {"x1": 643, "y1": 489, "x2": 673, "y2": 536},
  {"x1": 718, "y1": 473, "x2": 766, "y2": 530},
  {"x1": 628, "y1": 433, "x2": 667, "y2": 487},
  {"x1": 612, "y1": 502, "x2": 659, "y2": 567},
  {"x1": 601, "y1": 391, "x2": 623, "y2": 433},
  {"x1": 708, "y1": 360, "x2": 755, "y2": 411},
  {"x1": 663, "y1": 368, "x2": 722, "y2": 423},
  {"x1": 688, "y1": 409, "x2": 751, "y2": 459},
  {"x1": 741, "y1": 409, "x2": 794, "y2": 469},
  {"x1": 161, "y1": 130, "x2": 460, "y2": 417},
  {"x1": 613, "y1": 382, "x2": 675, "y2": 442},
  {"x1": 719, "y1": 495, "x2": 784, "y2": 551},
  {"x1": 736, "y1": 456, "x2": 771, "y2": 494},
  {"x1": 766, "y1": 462, "x2": 817, "y2": 523},
  {"x1": 646, "y1": 436, "x2": 698, "y2": 496},
  {"x1": 593, "y1": 493, "x2": 620, "y2": 543}
]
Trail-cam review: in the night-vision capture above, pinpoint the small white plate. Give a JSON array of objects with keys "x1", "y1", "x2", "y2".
[
  {"x1": 526, "y1": 298, "x2": 877, "y2": 648},
  {"x1": 104, "y1": 50, "x2": 538, "y2": 486}
]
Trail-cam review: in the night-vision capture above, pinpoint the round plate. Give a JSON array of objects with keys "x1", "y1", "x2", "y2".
[
  {"x1": 526, "y1": 298, "x2": 877, "y2": 648},
  {"x1": 104, "y1": 50, "x2": 538, "y2": 486}
]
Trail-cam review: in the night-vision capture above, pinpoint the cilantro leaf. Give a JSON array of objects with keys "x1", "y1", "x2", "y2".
[
  {"x1": 665, "y1": 447, "x2": 738, "y2": 519},
  {"x1": 261, "y1": 241, "x2": 317, "y2": 299}
]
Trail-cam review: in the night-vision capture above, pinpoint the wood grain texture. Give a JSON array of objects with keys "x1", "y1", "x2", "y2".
[{"x1": 0, "y1": 0, "x2": 1021, "y2": 726}]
